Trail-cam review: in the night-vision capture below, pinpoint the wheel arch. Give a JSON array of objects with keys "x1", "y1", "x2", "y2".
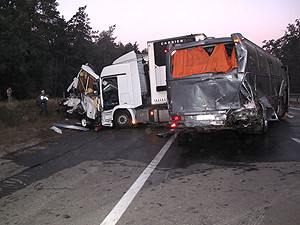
[{"x1": 112, "y1": 107, "x2": 136, "y2": 127}]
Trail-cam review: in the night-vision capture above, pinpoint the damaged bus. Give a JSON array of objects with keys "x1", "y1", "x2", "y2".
[{"x1": 167, "y1": 33, "x2": 289, "y2": 134}]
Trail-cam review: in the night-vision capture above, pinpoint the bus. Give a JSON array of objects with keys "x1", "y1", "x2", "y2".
[{"x1": 166, "y1": 33, "x2": 289, "y2": 134}]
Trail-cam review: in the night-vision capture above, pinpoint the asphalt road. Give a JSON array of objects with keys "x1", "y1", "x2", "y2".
[{"x1": 0, "y1": 108, "x2": 299, "y2": 225}]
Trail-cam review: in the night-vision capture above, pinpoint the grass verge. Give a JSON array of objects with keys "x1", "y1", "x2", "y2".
[{"x1": 0, "y1": 99, "x2": 77, "y2": 157}]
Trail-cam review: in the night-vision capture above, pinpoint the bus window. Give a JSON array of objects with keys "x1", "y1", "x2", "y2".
[
  {"x1": 154, "y1": 36, "x2": 196, "y2": 66},
  {"x1": 257, "y1": 49, "x2": 269, "y2": 75},
  {"x1": 267, "y1": 59, "x2": 274, "y2": 76},
  {"x1": 272, "y1": 59, "x2": 282, "y2": 78},
  {"x1": 246, "y1": 44, "x2": 259, "y2": 73}
]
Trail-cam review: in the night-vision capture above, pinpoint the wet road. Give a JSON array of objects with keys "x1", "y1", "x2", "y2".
[{"x1": 0, "y1": 108, "x2": 299, "y2": 225}]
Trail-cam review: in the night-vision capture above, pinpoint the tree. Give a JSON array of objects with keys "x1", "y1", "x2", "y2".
[
  {"x1": 263, "y1": 19, "x2": 300, "y2": 92},
  {"x1": 0, "y1": 1, "x2": 142, "y2": 99},
  {"x1": 63, "y1": 6, "x2": 98, "y2": 85},
  {"x1": 0, "y1": 0, "x2": 66, "y2": 99}
]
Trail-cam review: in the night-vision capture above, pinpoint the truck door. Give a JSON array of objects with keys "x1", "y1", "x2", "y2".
[
  {"x1": 102, "y1": 77, "x2": 119, "y2": 110},
  {"x1": 117, "y1": 74, "x2": 130, "y2": 105}
]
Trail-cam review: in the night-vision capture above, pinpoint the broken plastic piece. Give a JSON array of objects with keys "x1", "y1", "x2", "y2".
[
  {"x1": 50, "y1": 126, "x2": 63, "y2": 134},
  {"x1": 157, "y1": 130, "x2": 174, "y2": 138},
  {"x1": 94, "y1": 125, "x2": 102, "y2": 131},
  {"x1": 53, "y1": 123, "x2": 89, "y2": 132}
]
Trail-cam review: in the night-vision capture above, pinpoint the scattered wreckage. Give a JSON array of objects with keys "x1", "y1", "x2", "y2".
[
  {"x1": 58, "y1": 64, "x2": 101, "y2": 126},
  {"x1": 50, "y1": 123, "x2": 89, "y2": 134}
]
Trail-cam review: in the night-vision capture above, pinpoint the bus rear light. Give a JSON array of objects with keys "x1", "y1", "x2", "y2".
[
  {"x1": 164, "y1": 49, "x2": 168, "y2": 53},
  {"x1": 172, "y1": 116, "x2": 181, "y2": 121},
  {"x1": 234, "y1": 37, "x2": 245, "y2": 43},
  {"x1": 171, "y1": 123, "x2": 177, "y2": 128}
]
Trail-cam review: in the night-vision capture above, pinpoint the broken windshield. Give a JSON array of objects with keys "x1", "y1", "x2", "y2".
[{"x1": 172, "y1": 43, "x2": 238, "y2": 78}]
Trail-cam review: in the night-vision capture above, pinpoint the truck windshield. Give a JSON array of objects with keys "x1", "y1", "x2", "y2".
[{"x1": 172, "y1": 43, "x2": 238, "y2": 78}]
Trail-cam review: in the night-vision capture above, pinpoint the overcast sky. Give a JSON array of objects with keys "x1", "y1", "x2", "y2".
[{"x1": 56, "y1": 0, "x2": 299, "y2": 50}]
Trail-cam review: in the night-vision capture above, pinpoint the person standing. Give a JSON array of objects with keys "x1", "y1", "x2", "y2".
[
  {"x1": 39, "y1": 90, "x2": 49, "y2": 115},
  {"x1": 6, "y1": 87, "x2": 12, "y2": 102}
]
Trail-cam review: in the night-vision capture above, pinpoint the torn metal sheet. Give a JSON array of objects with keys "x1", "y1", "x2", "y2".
[
  {"x1": 50, "y1": 126, "x2": 63, "y2": 134},
  {"x1": 53, "y1": 123, "x2": 89, "y2": 132}
]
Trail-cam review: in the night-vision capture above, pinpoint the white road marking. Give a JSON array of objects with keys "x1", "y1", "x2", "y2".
[
  {"x1": 292, "y1": 138, "x2": 300, "y2": 144},
  {"x1": 100, "y1": 133, "x2": 177, "y2": 225},
  {"x1": 290, "y1": 107, "x2": 300, "y2": 111}
]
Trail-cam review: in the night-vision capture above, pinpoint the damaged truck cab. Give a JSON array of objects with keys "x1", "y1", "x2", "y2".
[{"x1": 167, "y1": 33, "x2": 289, "y2": 134}]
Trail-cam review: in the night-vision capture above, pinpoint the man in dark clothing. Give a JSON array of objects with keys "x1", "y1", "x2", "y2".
[
  {"x1": 39, "y1": 90, "x2": 49, "y2": 115},
  {"x1": 6, "y1": 87, "x2": 12, "y2": 102}
]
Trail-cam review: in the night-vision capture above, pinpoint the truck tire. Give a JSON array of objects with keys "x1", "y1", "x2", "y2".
[
  {"x1": 114, "y1": 110, "x2": 132, "y2": 128},
  {"x1": 81, "y1": 118, "x2": 93, "y2": 128}
]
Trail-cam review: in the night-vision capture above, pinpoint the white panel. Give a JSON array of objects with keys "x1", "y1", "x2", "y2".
[
  {"x1": 155, "y1": 66, "x2": 166, "y2": 87},
  {"x1": 147, "y1": 42, "x2": 168, "y2": 105},
  {"x1": 118, "y1": 75, "x2": 130, "y2": 105}
]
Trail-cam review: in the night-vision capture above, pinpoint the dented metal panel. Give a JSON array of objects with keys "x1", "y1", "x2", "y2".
[{"x1": 168, "y1": 71, "x2": 242, "y2": 114}]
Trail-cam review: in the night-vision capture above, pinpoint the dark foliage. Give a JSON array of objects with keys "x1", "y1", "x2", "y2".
[
  {"x1": 0, "y1": 0, "x2": 140, "y2": 100},
  {"x1": 263, "y1": 19, "x2": 300, "y2": 93}
]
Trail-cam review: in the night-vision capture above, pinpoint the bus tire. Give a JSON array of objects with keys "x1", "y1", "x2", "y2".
[
  {"x1": 277, "y1": 90, "x2": 288, "y2": 120},
  {"x1": 114, "y1": 110, "x2": 132, "y2": 128}
]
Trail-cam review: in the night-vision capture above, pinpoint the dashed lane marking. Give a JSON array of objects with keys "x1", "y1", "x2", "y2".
[{"x1": 100, "y1": 133, "x2": 177, "y2": 225}]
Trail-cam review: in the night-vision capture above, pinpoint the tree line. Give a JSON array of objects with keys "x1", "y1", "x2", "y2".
[
  {"x1": 262, "y1": 19, "x2": 300, "y2": 93},
  {"x1": 0, "y1": 1, "x2": 299, "y2": 100},
  {"x1": 0, "y1": 0, "x2": 142, "y2": 100}
]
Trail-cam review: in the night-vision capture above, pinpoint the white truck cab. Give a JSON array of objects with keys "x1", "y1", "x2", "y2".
[{"x1": 100, "y1": 51, "x2": 147, "y2": 127}]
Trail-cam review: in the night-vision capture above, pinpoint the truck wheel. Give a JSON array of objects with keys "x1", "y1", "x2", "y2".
[
  {"x1": 81, "y1": 118, "x2": 92, "y2": 128},
  {"x1": 114, "y1": 110, "x2": 132, "y2": 128}
]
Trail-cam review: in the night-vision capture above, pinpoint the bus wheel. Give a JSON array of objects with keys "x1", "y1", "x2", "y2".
[
  {"x1": 277, "y1": 90, "x2": 288, "y2": 119},
  {"x1": 114, "y1": 110, "x2": 132, "y2": 128}
]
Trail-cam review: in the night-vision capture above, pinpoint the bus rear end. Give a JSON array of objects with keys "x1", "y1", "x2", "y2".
[{"x1": 167, "y1": 34, "x2": 264, "y2": 133}]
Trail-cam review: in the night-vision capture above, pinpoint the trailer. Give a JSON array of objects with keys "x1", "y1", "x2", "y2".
[{"x1": 166, "y1": 33, "x2": 289, "y2": 134}]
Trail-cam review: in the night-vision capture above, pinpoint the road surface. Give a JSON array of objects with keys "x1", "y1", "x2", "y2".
[{"x1": 0, "y1": 108, "x2": 299, "y2": 225}]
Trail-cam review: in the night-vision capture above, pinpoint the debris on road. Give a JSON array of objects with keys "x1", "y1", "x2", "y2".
[
  {"x1": 50, "y1": 126, "x2": 63, "y2": 134},
  {"x1": 286, "y1": 113, "x2": 294, "y2": 119},
  {"x1": 53, "y1": 123, "x2": 89, "y2": 132},
  {"x1": 157, "y1": 130, "x2": 174, "y2": 138},
  {"x1": 94, "y1": 125, "x2": 102, "y2": 131}
]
